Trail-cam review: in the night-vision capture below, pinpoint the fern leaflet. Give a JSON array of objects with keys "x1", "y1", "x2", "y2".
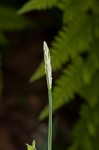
[{"x1": 18, "y1": 0, "x2": 58, "y2": 14}]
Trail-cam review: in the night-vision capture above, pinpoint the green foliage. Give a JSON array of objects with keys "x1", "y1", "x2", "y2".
[
  {"x1": 68, "y1": 101, "x2": 99, "y2": 150},
  {"x1": 24, "y1": 0, "x2": 99, "y2": 117},
  {"x1": 18, "y1": 0, "x2": 58, "y2": 14},
  {"x1": 19, "y1": 0, "x2": 99, "y2": 149},
  {"x1": 0, "y1": 5, "x2": 30, "y2": 45},
  {"x1": 0, "y1": 5, "x2": 29, "y2": 31},
  {"x1": 27, "y1": 140, "x2": 36, "y2": 150}
]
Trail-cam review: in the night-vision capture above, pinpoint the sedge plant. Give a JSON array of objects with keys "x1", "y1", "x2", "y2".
[{"x1": 27, "y1": 41, "x2": 52, "y2": 150}]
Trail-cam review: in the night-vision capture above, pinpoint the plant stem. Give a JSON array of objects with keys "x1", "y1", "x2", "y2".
[
  {"x1": 48, "y1": 88, "x2": 52, "y2": 150},
  {"x1": 43, "y1": 41, "x2": 52, "y2": 150}
]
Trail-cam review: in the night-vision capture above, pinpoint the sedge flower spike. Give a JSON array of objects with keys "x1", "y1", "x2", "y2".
[{"x1": 43, "y1": 41, "x2": 52, "y2": 89}]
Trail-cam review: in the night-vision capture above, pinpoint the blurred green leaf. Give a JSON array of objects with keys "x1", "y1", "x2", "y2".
[
  {"x1": 27, "y1": 140, "x2": 36, "y2": 150},
  {"x1": 27, "y1": 144, "x2": 33, "y2": 150},
  {"x1": 18, "y1": 0, "x2": 57, "y2": 14},
  {"x1": 0, "y1": 5, "x2": 30, "y2": 31}
]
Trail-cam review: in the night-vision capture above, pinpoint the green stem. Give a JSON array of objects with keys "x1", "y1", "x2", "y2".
[{"x1": 48, "y1": 88, "x2": 52, "y2": 150}]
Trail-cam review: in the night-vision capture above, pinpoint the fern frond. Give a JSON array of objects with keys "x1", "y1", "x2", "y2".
[
  {"x1": 81, "y1": 38, "x2": 99, "y2": 84},
  {"x1": 80, "y1": 71, "x2": 99, "y2": 107},
  {"x1": 94, "y1": 15, "x2": 99, "y2": 38},
  {"x1": 92, "y1": 0, "x2": 99, "y2": 14},
  {"x1": 62, "y1": 0, "x2": 94, "y2": 23},
  {"x1": 79, "y1": 38, "x2": 99, "y2": 105},
  {"x1": 57, "y1": 0, "x2": 93, "y2": 11},
  {"x1": 68, "y1": 102, "x2": 99, "y2": 150},
  {"x1": 18, "y1": 0, "x2": 57, "y2": 14},
  {"x1": 30, "y1": 14, "x2": 93, "y2": 82}
]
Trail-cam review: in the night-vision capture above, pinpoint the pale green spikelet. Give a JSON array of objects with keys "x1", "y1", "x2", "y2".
[{"x1": 43, "y1": 41, "x2": 52, "y2": 90}]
